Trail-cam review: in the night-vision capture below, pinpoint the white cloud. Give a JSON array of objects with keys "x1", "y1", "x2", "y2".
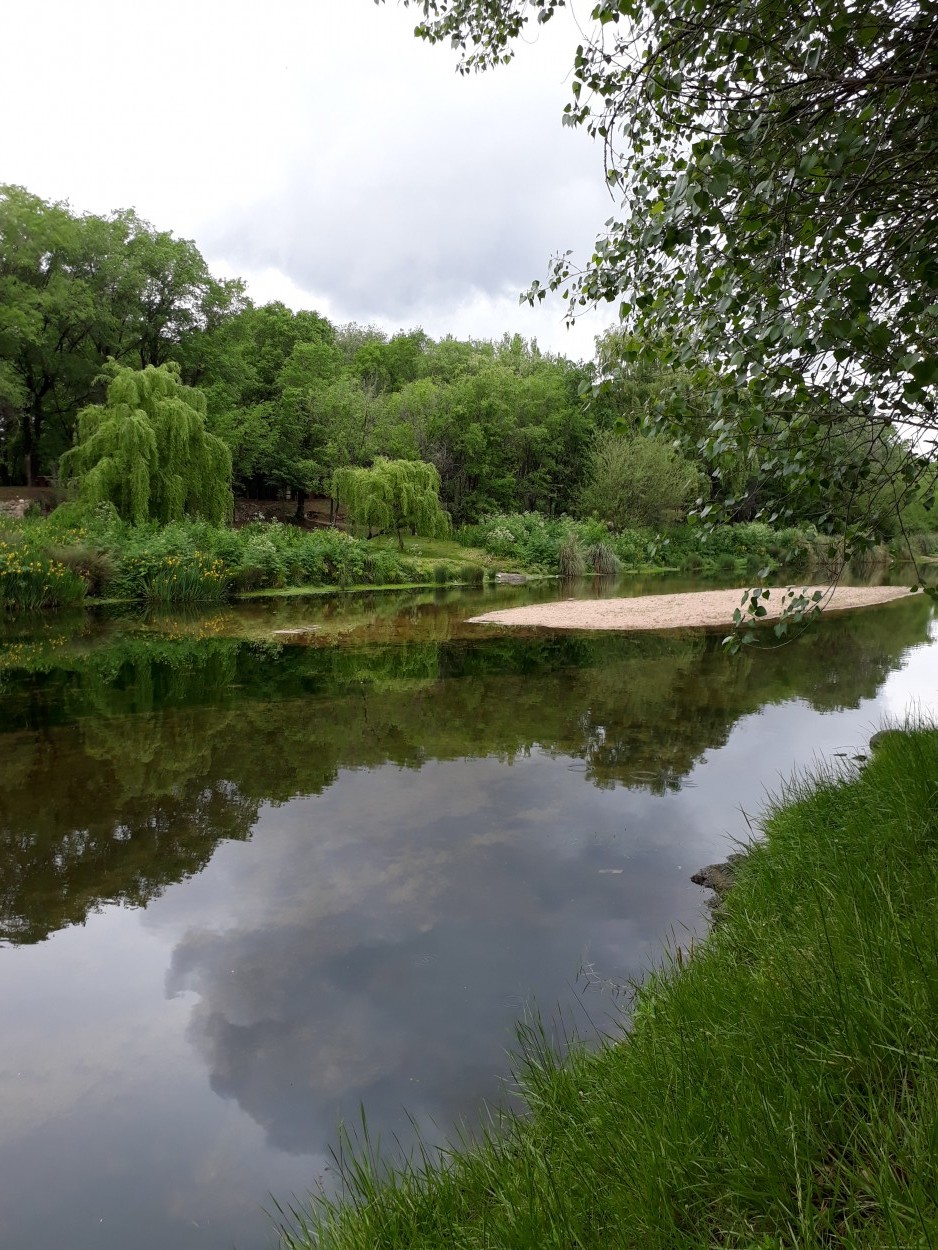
[{"x1": 0, "y1": 0, "x2": 615, "y2": 355}]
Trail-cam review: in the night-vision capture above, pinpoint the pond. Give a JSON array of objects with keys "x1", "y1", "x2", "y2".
[{"x1": 0, "y1": 575, "x2": 936, "y2": 1250}]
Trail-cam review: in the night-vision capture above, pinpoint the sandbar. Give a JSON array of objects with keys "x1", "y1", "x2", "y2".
[{"x1": 467, "y1": 585, "x2": 915, "y2": 632}]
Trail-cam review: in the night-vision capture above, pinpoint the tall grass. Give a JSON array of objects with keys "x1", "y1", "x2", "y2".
[
  {"x1": 280, "y1": 728, "x2": 938, "y2": 1250},
  {"x1": 557, "y1": 532, "x2": 586, "y2": 578},
  {"x1": 585, "y1": 540, "x2": 620, "y2": 575}
]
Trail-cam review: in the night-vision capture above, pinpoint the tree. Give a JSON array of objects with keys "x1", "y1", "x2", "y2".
[
  {"x1": 0, "y1": 185, "x2": 244, "y2": 484},
  {"x1": 184, "y1": 301, "x2": 339, "y2": 509},
  {"x1": 60, "y1": 363, "x2": 232, "y2": 524},
  {"x1": 579, "y1": 431, "x2": 702, "y2": 529},
  {"x1": 333, "y1": 457, "x2": 450, "y2": 548},
  {"x1": 383, "y1": 0, "x2": 938, "y2": 550}
]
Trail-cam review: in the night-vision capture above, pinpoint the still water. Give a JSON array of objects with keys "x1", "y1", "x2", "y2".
[{"x1": 0, "y1": 577, "x2": 936, "y2": 1249}]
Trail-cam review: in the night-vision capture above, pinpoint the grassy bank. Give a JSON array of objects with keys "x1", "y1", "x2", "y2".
[
  {"x1": 282, "y1": 728, "x2": 938, "y2": 1250},
  {"x1": 0, "y1": 510, "x2": 503, "y2": 612},
  {"x1": 0, "y1": 507, "x2": 830, "y2": 613}
]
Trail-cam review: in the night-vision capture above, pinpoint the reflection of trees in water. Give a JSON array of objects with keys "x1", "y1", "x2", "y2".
[
  {"x1": 0, "y1": 597, "x2": 932, "y2": 944},
  {"x1": 0, "y1": 751, "x2": 258, "y2": 945}
]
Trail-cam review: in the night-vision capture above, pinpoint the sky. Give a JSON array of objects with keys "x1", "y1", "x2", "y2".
[{"x1": 0, "y1": 0, "x2": 616, "y2": 360}]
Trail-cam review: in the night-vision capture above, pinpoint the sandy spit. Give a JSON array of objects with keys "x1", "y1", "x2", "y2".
[{"x1": 467, "y1": 585, "x2": 915, "y2": 633}]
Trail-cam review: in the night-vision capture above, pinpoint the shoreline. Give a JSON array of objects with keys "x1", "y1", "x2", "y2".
[{"x1": 281, "y1": 727, "x2": 938, "y2": 1250}]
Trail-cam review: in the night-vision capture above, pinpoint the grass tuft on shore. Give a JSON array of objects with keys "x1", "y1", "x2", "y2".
[{"x1": 281, "y1": 727, "x2": 938, "y2": 1250}]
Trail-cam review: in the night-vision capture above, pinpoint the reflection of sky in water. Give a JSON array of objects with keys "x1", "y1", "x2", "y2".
[
  {"x1": 0, "y1": 606, "x2": 936, "y2": 1250},
  {"x1": 877, "y1": 617, "x2": 938, "y2": 720}
]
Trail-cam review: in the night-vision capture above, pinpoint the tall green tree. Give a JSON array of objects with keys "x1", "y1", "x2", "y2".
[
  {"x1": 384, "y1": 0, "x2": 938, "y2": 545},
  {"x1": 60, "y1": 362, "x2": 232, "y2": 524},
  {"x1": 0, "y1": 185, "x2": 243, "y2": 484},
  {"x1": 579, "y1": 431, "x2": 702, "y2": 529},
  {"x1": 333, "y1": 457, "x2": 450, "y2": 549},
  {"x1": 185, "y1": 301, "x2": 339, "y2": 509}
]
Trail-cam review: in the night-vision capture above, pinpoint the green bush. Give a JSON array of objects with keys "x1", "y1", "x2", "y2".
[
  {"x1": 0, "y1": 536, "x2": 87, "y2": 612},
  {"x1": 557, "y1": 532, "x2": 586, "y2": 577},
  {"x1": 611, "y1": 528, "x2": 656, "y2": 567},
  {"x1": 579, "y1": 431, "x2": 703, "y2": 529},
  {"x1": 466, "y1": 512, "x2": 597, "y2": 572},
  {"x1": 46, "y1": 544, "x2": 116, "y2": 596}
]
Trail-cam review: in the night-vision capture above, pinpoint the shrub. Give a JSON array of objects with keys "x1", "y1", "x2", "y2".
[
  {"x1": 611, "y1": 529, "x2": 655, "y2": 566},
  {"x1": 908, "y1": 531, "x2": 938, "y2": 557},
  {"x1": 585, "y1": 541, "x2": 620, "y2": 575},
  {"x1": 558, "y1": 532, "x2": 586, "y2": 578},
  {"x1": 363, "y1": 549, "x2": 412, "y2": 585},
  {"x1": 0, "y1": 538, "x2": 87, "y2": 612},
  {"x1": 237, "y1": 535, "x2": 286, "y2": 589},
  {"x1": 46, "y1": 544, "x2": 116, "y2": 596},
  {"x1": 579, "y1": 432, "x2": 703, "y2": 529}
]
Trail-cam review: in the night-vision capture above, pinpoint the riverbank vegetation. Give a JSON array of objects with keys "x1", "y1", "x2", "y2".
[
  {"x1": 0, "y1": 504, "x2": 840, "y2": 611},
  {"x1": 3, "y1": 185, "x2": 938, "y2": 616},
  {"x1": 280, "y1": 726, "x2": 938, "y2": 1250}
]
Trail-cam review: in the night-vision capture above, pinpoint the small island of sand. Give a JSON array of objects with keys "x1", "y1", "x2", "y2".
[{"x1": 467, "y1": 585, "x2": 915, "y2": 632}]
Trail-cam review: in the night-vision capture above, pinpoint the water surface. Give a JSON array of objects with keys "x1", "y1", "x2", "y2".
[{"x1": 0, "y1": 577, "x2": 935, "y2": 1249}]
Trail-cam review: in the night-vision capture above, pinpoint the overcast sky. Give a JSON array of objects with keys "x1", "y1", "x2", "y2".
[{"x1": 0, "y1": 0, "x2": 615, "y2": 360}]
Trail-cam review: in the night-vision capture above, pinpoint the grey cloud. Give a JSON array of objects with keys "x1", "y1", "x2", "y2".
[
  {"x1": 201, "y1": 57, "x2": 612, "y2": 323},
  {"x1": 164, "y1": 757, "x2": 709, "y2": 1158}
]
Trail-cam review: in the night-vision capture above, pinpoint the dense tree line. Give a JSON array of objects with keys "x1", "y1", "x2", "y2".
[
  {"x1": 185, "y1": 302, "x2": 603, "y2": 523},
  {"x1": 0, "y1": 185, "x2": 607, "y2": 525},
  {"x1": 2, "y1": 184, "x2": 934, "y2": 540}
]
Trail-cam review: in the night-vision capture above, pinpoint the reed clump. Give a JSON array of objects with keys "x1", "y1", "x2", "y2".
[{"x1": 281, "y1": 727, "x2": 938, "y2": 1250}]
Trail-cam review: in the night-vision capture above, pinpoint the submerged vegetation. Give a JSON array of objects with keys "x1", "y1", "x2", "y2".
[{"x1": 281, "y1": 727, "x2": 938, "y2": 1250}]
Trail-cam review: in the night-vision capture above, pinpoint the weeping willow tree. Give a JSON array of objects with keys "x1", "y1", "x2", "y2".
[
  {"x1": 60, "y1": 362, "x2": 232, "y2": 524},
  {"x1": 333, "y1": 457, "x2": 450, "y2": 549}
]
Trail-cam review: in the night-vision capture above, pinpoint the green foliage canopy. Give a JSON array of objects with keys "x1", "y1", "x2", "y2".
[
  {"x1": 183, "y1": 301, "x2": 339, "y2": 505},
  {"x1": 580, "y1": 430, "x2": 701, "y2": 529},
  {"x1": 60, "y1": 363, "x2": 232, "y2": 524},
  {"x1": 333, "y1": 457, "x2": 450, "y2": 548},
  {"x1": 384, "y1": 0, "x2": 938, "y2": 545},
  {"x1": 0, "y1": 185, "x2": 244, "y2": 484}
]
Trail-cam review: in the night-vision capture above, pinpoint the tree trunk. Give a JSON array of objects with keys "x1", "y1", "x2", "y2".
[
  {"x1": 294, "y1": 487, "x2": 307, "y2": 523},
  {"x1": 21, "y1": 409, "x2": 38, "y2": 487}
]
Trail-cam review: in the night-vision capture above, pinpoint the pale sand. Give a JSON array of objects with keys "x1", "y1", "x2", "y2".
[{"x1": 467, "y1": 585, "x2": 915, "y2": 632}]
